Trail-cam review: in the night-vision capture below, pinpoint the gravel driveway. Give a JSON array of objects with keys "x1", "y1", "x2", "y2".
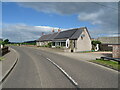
[
  {"x1": 56, "y1": 51, "x2": 112, "y2": 61},
  {"x1": 32, "y1": 47, "x2": 112, "y2": 61}
]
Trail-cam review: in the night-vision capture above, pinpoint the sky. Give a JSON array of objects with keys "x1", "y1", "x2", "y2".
[{"x1": 1, "y1": 1, "x2": 119, "y2": 42}]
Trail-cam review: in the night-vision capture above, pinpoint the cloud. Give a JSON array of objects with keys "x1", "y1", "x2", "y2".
[
  {"x1": 2, "y1": 2, "x2": 118, "y2": 41},
  {"x1": 18, "y1": 2, "x2": 118, "y2": 15},
  {"x1": 18, "y1": 2, "x2": 103, "y2": 14},
  {"x1": 78, "y1": 10, "x2": 104, "y2": 25},
  {"x1": 2, "y1": 23, "x2": 60, "y2": 42},
  {"x1": 17, "y1": 2, "x2": 118, "y2": 38}
]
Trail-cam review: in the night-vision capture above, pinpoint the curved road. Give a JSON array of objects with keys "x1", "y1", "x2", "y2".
[{"x1": 3, "y1": 46, "x2": 118, "y2": 88}]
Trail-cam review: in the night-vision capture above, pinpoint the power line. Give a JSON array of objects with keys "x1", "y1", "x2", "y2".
[
  {"x1": 93, "y1": 2, "x2": 118, "y2": 11},
  {"x1": 86, "y1": 0, "x2": 119, "y2": 12}
]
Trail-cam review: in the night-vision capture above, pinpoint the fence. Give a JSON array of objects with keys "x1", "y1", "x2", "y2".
[
  {"x1": 0, "y1": 46, "x2": 9, "y2": 56},
  {"x1": 100, "y1": 57, "x2": 120, "y2": 62}
]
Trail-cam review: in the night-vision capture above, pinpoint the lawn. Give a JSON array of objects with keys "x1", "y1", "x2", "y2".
[{"x1": 90, "y1": 59, "x2": 120, "y2": 71}]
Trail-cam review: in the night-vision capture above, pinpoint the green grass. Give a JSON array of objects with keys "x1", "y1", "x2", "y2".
[
  {"x1": 90, "y1": 59, "x2": 120, "y2": 71},
  {"x1": 6, "y1": 44, "x2": 19, "y2": 46},
  {"x1": 0, "y1": 57, "x2": 4, "y2": 61}
]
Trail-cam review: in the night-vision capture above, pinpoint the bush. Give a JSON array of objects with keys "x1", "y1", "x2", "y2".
[
  {"x1": 56, "y1": 46, "x2": 61, "y2": 48},
  {"x1": 45, "y1": 45, "x2": 48, "y2": 47},
  {"x1": 91, "y1": 40, "x2": 101, "y2": 51},
  {"x1": 91, "y1": 40, "x2": 101, "y2": 46},
  {"x1": 48, "y1": 42, "x2": 52, "y2": 48}
]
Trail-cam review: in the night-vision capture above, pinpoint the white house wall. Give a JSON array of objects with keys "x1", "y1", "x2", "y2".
[
  {"x1": 36, "y1": 42, "x2": 40, "y2": 46},
  {"x1": 36, "y1": 41, "x2": 48, "y2": 46},
  {"x1": 76, "y1": 28, "x2": 92, "y2": 52}
]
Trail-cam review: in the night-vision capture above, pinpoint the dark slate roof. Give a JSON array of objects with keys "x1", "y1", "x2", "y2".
[
  {"x1": 70, "y1": 28, "x2": 83, "y2": 39},
  {"x1": 48, "y1": 32, "x2": 59, "y2": 41},
  {"x1": 37, "y1": 32, "x2": 59, "y2": 42},
  {"x1": 54, "y1": 29, "x2": 77, "y2": 39},
  {"x1": 38, "y1": 34, "x2": 52, "y2": 41},
  {"x1": 37, "y1": 27, "x2": 88, "y2": 42},
  {"x1": 55, "y1": 27, "x2": 85, "y2": 40}
]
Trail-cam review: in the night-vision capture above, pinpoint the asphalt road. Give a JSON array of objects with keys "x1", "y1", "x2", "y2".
[{"x1": 3, "y1": 46, "x2": 118, "y2": 88}]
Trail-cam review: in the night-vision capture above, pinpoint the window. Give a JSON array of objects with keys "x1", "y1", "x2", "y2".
[
  {"x1": 61, "y1": 42, "x2": 66, "y2": 46},
  {"x1": 52, "y1": 42, "x2": 55, "y2": 46},
  {"x1": 81, "y1": 36, "x2": 83, "y2": 40},
  {"x1": 81, "y1": 34, "x2": 85, "y2": 40}
]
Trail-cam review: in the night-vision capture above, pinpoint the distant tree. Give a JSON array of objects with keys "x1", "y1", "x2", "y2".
[
  {"x1": 0, "y1": 41, "x2": 4, "y2": 44},
  {"x1": 4, "y1": 39, "x2": 9, "y2": 44}
]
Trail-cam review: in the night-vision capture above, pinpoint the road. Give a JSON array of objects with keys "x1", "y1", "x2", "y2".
[{"x1": 3, "y1": 46, "x2": 118, "y2": 88}]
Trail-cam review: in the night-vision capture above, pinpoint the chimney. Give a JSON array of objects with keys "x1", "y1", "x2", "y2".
[
  {"x1": 52, "y1": 28, "x2": 55, "y2": 32},
  {"x1": 58, "y1": 28, "x2": 61, "y2": 32},
  {"x1": 42, "y1": 32, "x2": 44, "y2": 35}
]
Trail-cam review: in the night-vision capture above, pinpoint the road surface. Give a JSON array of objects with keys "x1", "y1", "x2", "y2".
[{"x1": 3, "y1": 46, "x2": 118, "y2": 88}]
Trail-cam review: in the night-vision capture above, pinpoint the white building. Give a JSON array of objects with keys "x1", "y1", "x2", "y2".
[{"x1": 36, "y1": 27, "x2": 92, "y2": 52}]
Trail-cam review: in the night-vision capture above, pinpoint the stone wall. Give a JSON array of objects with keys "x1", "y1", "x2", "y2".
[
  {"x1": 112, "y1": 45, "x2": 120, "y2": 58},
  {"x1": 99, "y1": 44, "x2": 112, "y2": 51}
]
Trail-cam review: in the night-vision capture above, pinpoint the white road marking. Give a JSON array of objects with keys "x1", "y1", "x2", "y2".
[{"x1": 46, "y1": 58, "x2": 78, "y2": 86}]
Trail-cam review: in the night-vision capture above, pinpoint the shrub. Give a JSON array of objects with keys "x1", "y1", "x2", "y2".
[
  {"x1": 48, "y1": 42, "x2": 52, "y2": 48},
  {"x1": 91, "y1": 40, "x2": 101, "y2": 46},
  {"x1": 91, "y1": 40, "x2": 101, "y2": 51}
]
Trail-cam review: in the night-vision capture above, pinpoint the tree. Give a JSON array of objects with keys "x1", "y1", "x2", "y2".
[
  {"x1": 91, "y1": 40, "x2": 101, "y2": 46},
  {"x1": 0, "y1": 41, "x2": 4, "y2": 44},
  {"x1": 4, "y1": 39, "x2": 9, "y2": 44},
  {"x1": 91, "y1": 40, "x2": 101, "y2": 51}
]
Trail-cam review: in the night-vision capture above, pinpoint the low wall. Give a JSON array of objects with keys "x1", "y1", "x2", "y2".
[
  {"x1": 112, "y1": 45, "x2": 120, "y2": 58},
  {"x1": 0, "y1": 47, "x2": 9, "y2": 56},
  {"x1": 0, "y1": 49, "x2": 1, "y2": 56},
  {"x1": 99, "y1": 44, "x2": 112, "y2": 51}
]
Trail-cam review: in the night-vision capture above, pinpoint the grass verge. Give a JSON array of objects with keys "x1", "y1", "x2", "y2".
[{"x1": 90, "y1": 59, "x2": 120, "y2": 71}]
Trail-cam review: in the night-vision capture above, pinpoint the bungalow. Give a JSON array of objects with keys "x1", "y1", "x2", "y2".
[{"x1": 36, "y1": 27, "x2": 92, "y2": 52}]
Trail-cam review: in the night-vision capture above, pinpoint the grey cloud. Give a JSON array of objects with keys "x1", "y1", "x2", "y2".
[
  {"x1": 18, "y1": 2, "x2": 118, "y2": 38},
  {"x1": 18, "y1": 2, "x2": 118, "y2": 14},
  {"x1": 18, "y1": 2, "x2": 105, "y2": 14},
  {"x1": 78, "y1": 10, "x2": 104, "y2": 25}
]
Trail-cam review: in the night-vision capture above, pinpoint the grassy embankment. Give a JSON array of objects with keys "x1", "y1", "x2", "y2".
[{"x1": 90, "y1": 59, "x2": 120, "y2": 71}]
